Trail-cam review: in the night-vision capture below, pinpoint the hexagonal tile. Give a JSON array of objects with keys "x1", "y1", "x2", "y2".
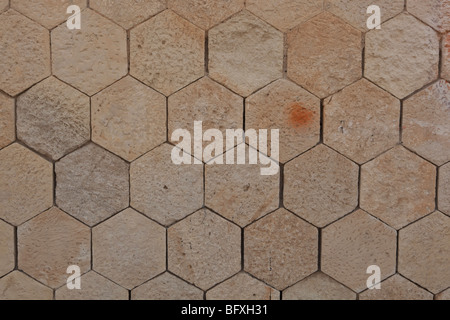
[
  {"x1": 0, "y1": 92, "x2": 15, "y2": 149},
  {"x1": 443, "y1": 33, "x2": 450, "y2": 82},
  {"x1": 56, "y1": 143, "x2": 129, "y2": 226},
  {"x1": 0, "y1": 143, "x2": 53, "y2": 226},
  {"x1": 0, "y1": 220, "x2": 14, "y2": 277},
  {"x1": 52, "y1": 9, "x2": 127, "y2": 96},
  {"x1": 209, "y1": 11, "x2": 283, "y2": 97},
  {"x1": 407, "y1": 0, "x2": 450, "y2": 33},
  {"x1": 403, "y1": 80, "x2": 450, "y2": 166},
  {"x1": 360, "y1": 146, "x2": 436, "y2": 229},
  {"x1": 244, "y1": 208, "x2": 318, "y2": 290},
  {"x1": 92, "y1": 76, "x2": 166, "y2": 162},
  {"x1": 0, "y1": 10, "x2": 51, "y2": 96},
  {"x1": 246, "y1": 79, "x2": 321, "y2": 164},
  {"x1": 284, "y1": 145, "x2": 359, "y2": 228},
  {"x1": 439, "y1": 163, "x2": 450, "y2": 216},
  {"x1": 322, "y1": 210, "x2": 397, "y2": 292},
  {"x1": 324, "y1": 79, "x2": 400, "y2": 164},
  {"x1": 17, "y1": 77, "x2": 90, "y2": 160},
  {"x1": 287, "y1": 12, "x2": 362, "y2": 98},
  {"x1": 399, "y1": 212, "x2": 450, "y2": 294},
  {"x1": 130, "y1": 10, "x2": 204, "y2": 96},
  {"x1": 0, "y1": 271, "x2": 53, "y2": 300},
  {"x1": 168, "y1": 209, "x2": 241, "y2": 290},
  {"x1": 436, "y1": 288, "x2": 450, "y2": 300},
  {"x1": 18, "y1": 207, "x2": 91, "y2": 288},
  {"x1": 131, "y1": 143, "x2": 203, "y2": 226},
  {"x1": 365, "y1": 14, "x2": 440, "y2": 99}
]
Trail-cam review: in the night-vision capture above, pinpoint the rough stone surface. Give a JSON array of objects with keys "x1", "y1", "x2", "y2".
[
  {"x1": 359, "y1": 275, "x2": 433, "y2": 300},
  {"x1": 407, "y1": 0, "x2": 450, "y2": 33},
  {"x1": 324, "y1": 79, "x2": 400, "y2": 164},
  {"x1": 365, "y1": 14, "x2": 440, "y2": 99},
  {"x1": 244, "y1": 209, "x2": 318, "y2": 290},
  {"x1": 56, "y1": 143, "x2": 129, "y2": 226},
  {"x1": 436, "y1": 288, "x2": 450, "y2": 300},
  {"x1": 440, "y1": 163, "x2": 450, "y2": 216},
  {"x1": 0, "y1": 0, "x2": 8, "y2": 12},
  {"x1": 443, "y1": 33, "x2": 450, "y2": 82},
  {"x1": 360, "y1": 146, "x2": 436, "y2": 229},
  {"x1": 209, "y1": 11, "x2": 283, "y2": 97},
  {"x1": 284, "y1": 145, "x2": 359, "y2": 227},
  {"x1": 0, "y1": 220, "x2": 14, "y2": 277},
  {"x1": 0, "y1": 271, "x2": 53, "y2": 300},
  {"x1": 0, "y1": 92, "x2": 15, "y2": 149}
]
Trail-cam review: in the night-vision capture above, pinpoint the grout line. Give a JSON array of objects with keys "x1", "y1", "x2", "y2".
[
  {"x1": 14, "y1": 226, "x2": 18, "y2": 270},
  {"x1": 317, "y1": 228, "x2": 322, "y2": 271},
  {"x1": 241, "y1": 228, "x2": 245, "y2": 271}
]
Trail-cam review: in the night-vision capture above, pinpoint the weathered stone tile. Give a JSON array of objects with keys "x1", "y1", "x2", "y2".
[
  {"x1": 443, "y1": 33, "x2": 450, "y2": 82},
  {"x1": 439, "y1": 163, "x2": 450, "y2": 216},
  {"x1": 436, "y1": 288, "x2": 450, "y2": 300},
  {"x1": 0, "y1": 220, "x2": 14, "y2": 277},
  {"x1": 407, "y1": 0, "x2": 450, "y2": 33},
  {"x1": 0, "y1": 0, "x2": 8, "y2": 12},
  {"x1": 0, "y1": 271, "x2": 53, "y2": 300},
  {"x1": 0, "y1": 92, "x2": 15, "y2": 149}
]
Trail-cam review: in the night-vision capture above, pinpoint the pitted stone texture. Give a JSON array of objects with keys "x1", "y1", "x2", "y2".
[
  {"x1": 92, "y1": 76, "x2": 166, "y2": 161},
  {"x1": 130, "y1": 10, "x2": 204, "y2": 96},
  {"x1": 168, "y1": 209, "x2": 241, "y2": 290},
  {"x1": 436, "y1": 289, "x2": 450, "y2": 300},
  {"x1": 443, "y1": 33, "x2": 450, "y2": 82},
  {"x1": 284, "y1": 145, "x2": 359, "y2": 228},
  {"x1": 52, "y1": 9, "x2": 127, "y2": 96},
  {"x1": 287, "y1": 12, "x2": 362, "y2": 98},
  {"x1": 359, "y1": 275, "x2": 433, "y2": 300},
  {"x1": 0, "y1": 144, "x2": 53, "y2": 226},
  {"x1": 0, "y1": 92, "x2": 15, "y2": 149},
  {"x1": 0, "y1": 10, "x2": 51, "y2": 96},
  {"x1": 168, "y1": 0, "x2": 244, "y2": 30},
  {"x1": 365, "y1": 14, "x2": 440, "y2": 99},
  {"x1": 361, "y1": 147, "x2": 436, "y2": 229},
  {"x1": 407, "y1": 0, "x2": 450, "y2": 33},
  {"x1": 18, "y1": 207, "x2": 90, "y2": 288},
  {"x1": 244, "y1": 209, "x2": 318, "y2": 290},
  {"x1": 399, "y1": 212, "x2": 450, "y2": 294},
  {"x1": 0, "y1": 0, "x2": 7, "y2": 12},
  {"x1": 132, "y1": 273, "x2": 204, "y2": 300},
  {"x1": 131, "y1": 144, "x2": 203, "y2": 226},
  {"x1": 17, "y1": 77, "x2": 90, "y2": 160},
  {"x1": 403, "y1": 80, "x2": 450, "y2": 166},
  {"x1": 283, "y1": 272, "x2": 356, "y2": 300},
  {"x1": 322, "y1": 210, "x2": 397, "y2": 292},
  {"x1": 0, "y1": 220, "x2": 14, "y2": 277},
  {"x1": 93, "y1": 208, "x2": 166, "y2": 289},
  {"x1": 246, "y1": 79, "x2": 321, "y2": 163},
  {"x1": 209, "y1": 11, "x2": 283, "y2": 97},
  {"x1": 207, "y1": 273, "x2": 280, "y2": 300},
  {"x1": 0, "y1": 272, "x2": 53, "y2": 300},
  {"x1": 324, "y1": 79, "x2": 400, "y2": 164},
  {"x1": 56, "y1": 143, "x2": 129, "y2": 226},
  {"x1": 440, "y1": 163, "x2": 450, "y2": 216}
]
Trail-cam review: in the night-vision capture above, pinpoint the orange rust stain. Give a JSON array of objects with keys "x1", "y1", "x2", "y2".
[{"x1": 288, "y1": 102, "x2": 314, "y2": 129}]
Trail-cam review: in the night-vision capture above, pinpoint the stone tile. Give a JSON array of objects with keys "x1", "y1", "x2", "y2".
[
  {"x1": 365, "y1": 14, "x2": 439, "y2": 99},
  {"x1": 403, "y1": 80, "x2": 450, "y2": 165},
  {"x1": 443, "y1": 33, "x2": 450, "y2": 82},
  {"x1": 246, "y1": 79, "x2": 321, "y2": 164},
  {"x1": 92, "y1": 76, "x2": 166, "y2": 162},
  {"x1": 0, "y1": 143, "x2": 53, "y2": 226},
  {"x1": 93, "y1": 208, "x2": 166, "y2": 290},
  {"x1": 399, "y1": 212, "x2": 450, "y2": 294},
  {"x1": 244, "y1": 209, "x2": 318, "y2": 290},
  {"x1": 0, "y1": 92, "x2": 15, "y2": 149},
  {"x1": 209, "y1": 11, "x2": 283, "y2": 97},
  {"x1": 17, "y1": 77, "x2": 90, "y2": 160},
  {"x1": 324, "y1": 79, "x2": 400, "y2": 164},
  {"x1": 287, "y1": 12, "x2": 362, "y2": 98},
  {"x1": 52, "y1": 9, "x2": 127, "y2": 96},
  {"x1": 131, "y1": 144, "x2": 203, "y2": 226},
  {"x1": 322, "y1": 210, "x2": 397, "y2": 292},
  {"x1": 18, "y1": 207, "x2": 91, "y2": 288},
  {"x1": 436, "y1": 288, "x2": 450, "y2": 300},
  {"x1": 0, "y1": 10, "x2": 51, "y2": 96},
  {"x1": 132, "y1": 273, "x2": 204, "y2": 300},
  {"x1": 407, "y1": 0, "x2": 450, "y2": 33},
  {"x1": 0, "y1": 271, "x2": 53, "y2": 300},
  {"x1": 440, "y1": 163, "x2": 450, "y2": 216},
  {"x1": 207, "y1": 273, "x2": 280, "y2": 300},
  {"x1": 0, "y1": 0, "x2": 8, "y2": 12},
  {"x1": 284, "y1": 145, "x2": 359, "y2": 227},
  {"x1": 168, "y1": 209, "x2": 241, "y2": 290},
  {"x1": 283, "y1": 272, "x2": 356, "y2": 300},
  {"x1": 360, "y1": 146, "x2": 436, "y2": 229},
  {"x1": 0, "y1": 220, "x2": 14, "y2": 277},
  {"x1": 130, "y1": 10, "x2": 204, "y2": 96},
  {"x1": 56, "y1": 143, "x2": 129, "y2": 226}
]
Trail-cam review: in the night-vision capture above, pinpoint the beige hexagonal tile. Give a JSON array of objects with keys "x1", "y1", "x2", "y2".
[
  {"x1": 0, "y1": 143, "x2": 53, "y2": 226},
  {"x1": 0, "y1": 271, "x2": 53, "y2": 300},
  {"x1": 407, "y1": 0, "x2": 450, "y2": 33},
  {"x1": 324, "y1": 79, "x2": 400, "y2": 164},
  {"x1": 0, "y1": 10, "x2": 51, "y2": 96},
  {"x1": 436, "y1": 288, "x2": 450, "y2": 300},
  {"x1": 17, "y1": 77, "x2": 90, "y2": 160},
  {"x1": 18, "y1": 207, "x2": 91, "y2": 288},
  {"x1": 130, "y1": 10, "x2": 204, "y2": 96},
  {"x1": 246, "y1": 79, "x2": 321, "y2": 164},
  {"x1": 92, "y1": 76, "x2": 166, "y2": 162},
  {"x1": 0, "y1": 220, "x2": 14, "y2": 277},
  {"x1": 0, "y1": 0, "x2": 8, "y2": 12},
  {"x1": 244, "y1": 208, "x2": 318, "y2": 290},
  {"x1": 52, "y1": 9, "x2": 127, "y2": 96},
  {"x1": 443, "y1": 33, "x2": 450, "y2": 82},
  {"x1": 131, "y1": 144, "x2": 203, "y2": 226},
  {"x1": 360, "y1": 146, "x2": 436, "y2": 229},
  {"x1": 365, "y1": 14, "x2": 440, "y2": 99},
  {"x1": 56, "y1": 143, "x2": 129, "y2": 226},
  {"x1": 209, "y1": 11, "x2": 283, "y2": 97},
  {"x1": 93, "y1": 208, "x2": 166, "y2": 290},
  {"x1": 168, "y1": 209, "x2": 241, "y2": 290},
  {"x1": 322, "y1": 210, "x2": 397, "y2": 292},
  {"x1": 0, "y1": 92, "x2": 15, "y2": 150},
  {"x1": 439, "y1": 163, "x2": 450, "y2": 216},
  {"x1": 287, "y1": 12, "x2": 362, "y2": 98},
  {"x1": 399, "y1": 212, "x2": 450, "y2": 294},
  {"x1": 284, "y1": 145, "x2": 359, "y2": 228}
]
